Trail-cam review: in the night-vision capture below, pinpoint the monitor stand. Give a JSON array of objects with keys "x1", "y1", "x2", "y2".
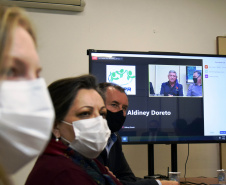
[
  {"x1": 145, "y1": 144, "x2": 178, "y2": 178},
  {"x1": 171, "y1": 143, "x2": 178, "y2": 172}
]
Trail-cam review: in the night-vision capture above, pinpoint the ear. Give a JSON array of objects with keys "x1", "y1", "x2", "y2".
[{"x1": 52, "y1": 122, "x2": 61, "y2": 138}]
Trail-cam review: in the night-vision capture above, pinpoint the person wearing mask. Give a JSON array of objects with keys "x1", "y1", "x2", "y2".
[
  {"x1": 187, "y1": 70, "x2": 202, "y2": 97},
  {"x1": 97, "y1": 82, "x2": 178, "y2": 185},
  {"x1": 160, "y1": 70, "x2": 183, "y2": 96},
  {"x1": 25, "y1": 75, "x2": 123, "y2": 185},
  {"x1": 0, "y1": 5, "x2": 55, "y2": 184}
]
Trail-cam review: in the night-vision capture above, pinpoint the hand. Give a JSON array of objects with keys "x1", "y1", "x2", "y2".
[
  {"x1": 160, "y1": 180, "x2": 179, "y2": 185},
  {"x1": 105, "y1": 166, "x2": 115, "y2": 178},
  {"x1": 105, "y1": 166, "x2": 119, "y2": 181}
]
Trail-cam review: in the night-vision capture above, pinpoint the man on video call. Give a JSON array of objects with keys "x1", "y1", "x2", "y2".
[
  {"x1": 160, "y1": 70, "x2": 183, "y2": 96},
  {"x1": 97, "y1": 82, "x2": 178, "y2": 185},
  {"x1": 187, "y1": 70, "x2": 202, "y2": 97}
]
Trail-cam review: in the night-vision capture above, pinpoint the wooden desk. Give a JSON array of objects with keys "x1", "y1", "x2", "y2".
[{"x1": 180, "y1": 177, "x2": 218, "y2": 185}]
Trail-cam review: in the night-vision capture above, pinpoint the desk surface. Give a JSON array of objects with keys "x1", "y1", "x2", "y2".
[{"x1": 180, "y1": 177, "x2": 218, "y2": 185}]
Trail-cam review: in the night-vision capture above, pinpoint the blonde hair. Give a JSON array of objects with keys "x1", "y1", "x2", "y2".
[
  {"x1": 0, "y1": 5, "x2": 37, "y2": 76},
  {"x1": 0, "y1": 164, "x2": 11, "y2": 185}
]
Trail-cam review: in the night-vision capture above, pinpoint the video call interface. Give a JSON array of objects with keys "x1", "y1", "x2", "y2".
[{"x1": 89, "y1": 51, "x2": 226, "y2": 144}]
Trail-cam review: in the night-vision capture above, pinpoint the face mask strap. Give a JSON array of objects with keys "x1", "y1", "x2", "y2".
[
  {"x1": 61, "y1": 136, "x2": 71, "y2": 146},
  {"x1": 61, "y1": 120, "x2": 72, "y2": 126},
  {"x1": 60, "y1": 121, "x2": 73, "y2": 145}
]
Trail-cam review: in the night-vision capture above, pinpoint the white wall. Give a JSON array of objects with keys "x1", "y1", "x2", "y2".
[{"x1": 10, "y1": 0, "x2": 226, "y2": 184}]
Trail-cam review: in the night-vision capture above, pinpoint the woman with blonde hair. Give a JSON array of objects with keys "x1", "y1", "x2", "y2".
[{"x1": 0, "y1": 5, "x2": 54, "y2": 184}]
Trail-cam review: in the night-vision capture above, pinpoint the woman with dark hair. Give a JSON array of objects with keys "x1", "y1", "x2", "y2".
[{"x1": 25, "y1": 74, "x2": 123, "y2": 185}]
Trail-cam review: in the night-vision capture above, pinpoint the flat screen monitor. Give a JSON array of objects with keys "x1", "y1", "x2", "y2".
[{"x1": 88, "y1": 49, "x2": 226, "y2": 144}]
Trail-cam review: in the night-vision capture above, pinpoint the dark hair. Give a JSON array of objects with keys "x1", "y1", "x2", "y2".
[
  {"x1": 98, "y1": 82, "x2": 126, "y2": 101},
  {"x1": 194, "y1": 70, "x2": 201, "y2": 77},
  {"x1": 48, "y1": 74, "x2": 102, "y2": 124}
]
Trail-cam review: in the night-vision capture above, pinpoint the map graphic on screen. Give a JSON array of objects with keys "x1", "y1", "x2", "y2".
[{"x1": 106, "y1": 65, "x2": 136, "y2": 95}]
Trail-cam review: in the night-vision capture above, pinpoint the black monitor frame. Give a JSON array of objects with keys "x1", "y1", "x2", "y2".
[{"x1": 88, "y1": 49, "x2": 226, "y2": 145}]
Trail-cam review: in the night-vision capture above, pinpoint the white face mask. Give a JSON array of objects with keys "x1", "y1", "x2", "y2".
[
  {"x1": 62, "y1": 116, "x2": 110, "y2": 159},
  {"x1": 0, "y1": 78, "x2": 55, "y2": 174}
]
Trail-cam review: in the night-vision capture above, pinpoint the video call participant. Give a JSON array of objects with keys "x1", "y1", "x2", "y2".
[
  {"x1": 97, "y1": 82, "x2": 178, "y2": 185},
  {"x1": 187, "y1": 70, "x2": 202, "y2": 97},
  {"x1": 160, "y1": 70, "x2": 183, "y2": 96},
  {"x1": 25, "y1": 75, "x2": 123, "y2": 185},
  {"x1": 0, "y1": 5, "x2": 55, "y2": 185},
  {"x1": 150, "y1": 82, "x2": 155, "y2": 95}
]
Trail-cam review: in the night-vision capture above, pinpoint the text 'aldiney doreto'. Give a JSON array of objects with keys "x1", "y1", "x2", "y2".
[{"x1": 127, "y1": 110, "x2": 171, "y2": 117}]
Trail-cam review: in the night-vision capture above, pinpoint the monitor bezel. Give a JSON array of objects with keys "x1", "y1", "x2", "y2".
[{"x1": 88, "y1": 49, "x2": 226, "y2": 144}]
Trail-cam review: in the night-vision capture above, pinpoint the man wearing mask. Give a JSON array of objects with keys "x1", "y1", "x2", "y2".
[
  {"x1": 187, "y1": 70, "x2": 202, "y2": 97},
  {"x1": 97, "y1": 82, "x2": 178, "y2": 185}
]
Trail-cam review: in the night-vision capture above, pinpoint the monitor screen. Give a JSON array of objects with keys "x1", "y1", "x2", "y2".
[{"x1": 88, "y1": 49, "x2": 226, "y2": 144}]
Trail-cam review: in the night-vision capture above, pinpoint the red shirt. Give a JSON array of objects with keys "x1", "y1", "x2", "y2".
[{"x1": 25, "y1": 139, "x2": 122, "y2": 185}]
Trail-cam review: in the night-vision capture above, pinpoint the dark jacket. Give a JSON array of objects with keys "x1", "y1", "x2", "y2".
[
  {"x1": 160, "y1": 80, "x2": 183, "y2": 96},
  {"x1": 97, "y1": 133, "x2": 159, "y2": 185},
  {"x1": 150, "y1": 82, "x2": 155, "y2": 95}
]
